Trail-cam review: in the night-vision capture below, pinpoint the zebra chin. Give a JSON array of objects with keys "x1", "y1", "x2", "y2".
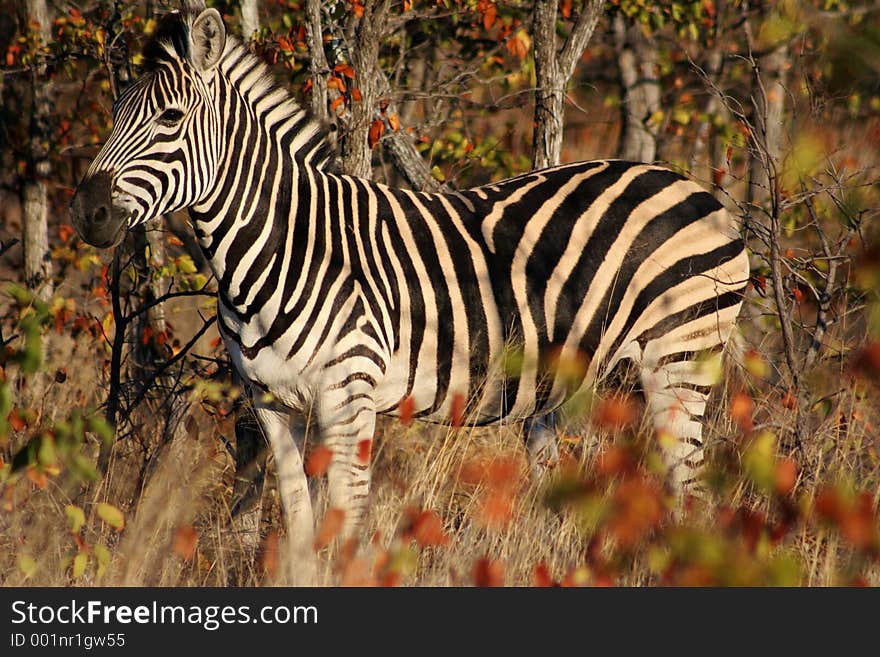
[{"x1": 70, "y1": 171, "x2": 130, "y2": 248}]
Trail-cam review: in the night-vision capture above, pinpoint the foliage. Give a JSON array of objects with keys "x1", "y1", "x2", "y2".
[{"x1": 0, "y1": 0, "x2": 879, "y2": 586}]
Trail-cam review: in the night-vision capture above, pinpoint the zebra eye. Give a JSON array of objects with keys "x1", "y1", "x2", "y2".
[{"x1": 157, "y1": 108, "x2": 185, "y2": 127}]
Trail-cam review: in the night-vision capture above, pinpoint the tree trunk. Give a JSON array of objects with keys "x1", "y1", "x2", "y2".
[
  {"x1": 239, "y1": 0, "x2": 259, "y2": 40},
  {"x1": 532, "y1": 0, "x2": 565, "y2": 170},
  {"x1": 23, "y1": 0, "x2": 53, "y2": 301},
  {"x1": 531, "y1": 0, "x2": 604, "y2": 170},
  {"x1": 615, "y1": 14, "x2": 660, "y2": 163},
  {"x1": 305, "y1": 0, "x2": 330, "y2": 125},
  {"x1": 340, "y1": 1, "x2": 388, "y2": 179},
  {"x1": 748, "y1": 44, "x2": 788, "y2": 208}
]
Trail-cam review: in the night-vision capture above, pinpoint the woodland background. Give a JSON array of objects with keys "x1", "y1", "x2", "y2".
[{"x1": 1, "y1": 0, "x2": 879, "y2": 586}]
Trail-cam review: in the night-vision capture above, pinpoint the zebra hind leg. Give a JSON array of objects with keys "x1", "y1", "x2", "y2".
[
  {"x1": 523, "y1": 411, "x2": 560, "y2": 479},
  {"x1": 639, "y1": 353, "x2": 720, "y2": 498},
  {"x1": 253, "y1": 400, "x2": 317, "y2": 585}
]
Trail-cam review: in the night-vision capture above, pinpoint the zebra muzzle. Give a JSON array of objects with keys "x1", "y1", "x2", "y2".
[{"x1": 70, "y1": 170, "x2": 128, "y2": 248}]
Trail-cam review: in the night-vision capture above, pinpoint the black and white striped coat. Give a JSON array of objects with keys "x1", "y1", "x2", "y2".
[{"x1": 71, "y1": 7, "x2": 749, "y2": 580}]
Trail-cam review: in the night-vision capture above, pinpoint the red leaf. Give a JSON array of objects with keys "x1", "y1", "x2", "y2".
[
  {"x1": 305, "y1": 445, "x2": 333, "y2": 476},
  {"x1": 533, "y1": 563, "x2": 555, "y2": 587},
  {"x1": 357, "y1": 439, "x2": 372, "y2": 465},
  {"x1": 473, "y1": 558, "x2": 504, "y2": 587},
  {"x1": 330, "y1": 96, "x2": 345, "y2": 113},
  {"x1": 398, "y1": 395, "x2": 414, "y2": 426}
]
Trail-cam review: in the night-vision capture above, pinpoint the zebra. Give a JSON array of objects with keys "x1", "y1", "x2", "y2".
[{"x1": 70, "y1": 6, "x2": 749, "y2": 580}]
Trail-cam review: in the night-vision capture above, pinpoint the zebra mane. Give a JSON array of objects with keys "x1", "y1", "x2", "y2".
[{"x1": 142, "y1": 10, "x2": 337, "y2": 170}]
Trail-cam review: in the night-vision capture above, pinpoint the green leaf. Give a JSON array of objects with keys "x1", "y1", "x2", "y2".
[
  {"x1": 97, "y1": 503, "x2": 125, "y2": 531},
  {"x1": 65, "y1": 504, "x2": 86, "y2": 533},
  {"x1": 72, "y1": 552, "x2": 88, "y2": 579},
  {"x1": 743, "y1": 431, "x2": 777, "y2": 493},
  {"x1": 94, "y1": 543, "x2": 111, "y2": 577},
  {"x1": 0, "y1": 382, "x2": 11, "y2": 443},
  {"x1": 88, "y1": 415, "x2": 115, "y2": 445},
  {"x1": 37, "y1": 434, "x2": 56, "y2": 467},
  {"x1": 19, "y1": 554, "x2": 37, "y2": 579}
]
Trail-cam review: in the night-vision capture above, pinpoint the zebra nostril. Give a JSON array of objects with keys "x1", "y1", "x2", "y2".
[{"x1": 93, "y1": 205, "x2": 109, "y2": 224}]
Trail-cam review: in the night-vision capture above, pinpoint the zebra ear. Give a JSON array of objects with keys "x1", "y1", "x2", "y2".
[{"x1": 190, "y1": 8, "x2": 226, "y2": 72}]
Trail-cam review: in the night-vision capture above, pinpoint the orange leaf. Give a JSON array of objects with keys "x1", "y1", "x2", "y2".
[
  {"x1": 560, "y1": 0, "x2": 572, "y2": 19},
  {"x1": 399, "y1": 395, "x2": 414, "y2": 426},
  {"x1": 26, "y1": 467, "x2": 48, "y2": 489},
  {"x1": 387, "y1": 113, "x2": 400, "y2": 132},
  {"x1": 334, "y1": 63, "x2": 356, "y2": 78},
  {"x1": 479, "y1": 490, "x2": 514, "y2": 527},
  {"x1": 775, "y1": 458, "x2": 798, "y2": 496},
  {"x1": 167, "y1": 234, "x2": 184, "y2": 247},
  {"x1": 277, "y1": 36, "x2": 293, "y2": 52},
  {"x1": 450, "y1": 392, "x2": 466, "y2": 427},
  {"x1": 327, "y1": 75, "x2": 347, "y2": 92},
  {"x1": 368, "y1": 118, "x2": 385, "y2": 149},
  {"x1": 411, "y1": 510, "x2": 449, "y2": 547},
  {"x1": 330, "y1": 96, "x2": 345, "y2": 113},
  {"x1": 302, "y1": 78, "x2": 313, "y2": 95},
  {"x1": 314, "y1": 508, "x2": 346, "y2": 550},
  {"x1": 473, "y1": 557, "x2": 504, "y2": 587},
  {"x1": 8, "y1": 409, "x2": 27, "y2": 432},
  {"x1": 173, "y1": 524, "x2": 198, "y2": 561},
  {"x1": 592, "y1": 395, "x2": 637, "y2": 431},
  {"x1": 596, "y1": 446, "x2": 633, "y2": 477},
  {"x1": 729, "y1": 392, "x2": 754, "y2": 431},
  {"x1": 351, "y1": 88, "x2": 362, "y2": 102},
  {"x1": 482, "y1": 3, "x2": 497, "y2": 30},
  {"x1": 352, "y1": 0, "x2": 365, "y2": 18},
  {"x1": 305, "y1": 445, "x2": 333, "y2": 476},
  {"x1": 258, "y1": 531, "x2": 279, "y2": 578},
  {"x1": 357, "y1": 439, "x2": 372, "y2": 465},
  {"x1": 58, "y1": 223, "x2": 75, "y2": 242}
]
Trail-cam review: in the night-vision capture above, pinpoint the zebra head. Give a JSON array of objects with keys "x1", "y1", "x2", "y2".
[{"x1": 71, "y1": 6, "x2": 227, "y2": 247}]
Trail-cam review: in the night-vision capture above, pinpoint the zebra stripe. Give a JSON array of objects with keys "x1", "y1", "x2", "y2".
[{"x1": 71, "y1": 8, "x2": 749, "y2": 580}]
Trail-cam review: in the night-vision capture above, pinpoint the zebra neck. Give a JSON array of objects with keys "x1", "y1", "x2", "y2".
[{"x1": 189, "y1": 40, "x2": 339, "y2": 316}]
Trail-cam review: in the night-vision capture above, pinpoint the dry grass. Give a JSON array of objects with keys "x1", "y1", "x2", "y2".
[{"x1": 2, "y1": 312, "x2": 879, "y2": 587}]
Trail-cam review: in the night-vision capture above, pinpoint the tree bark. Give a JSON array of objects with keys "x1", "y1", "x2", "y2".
[
  {"x1": 615, "y1": 14, "x2": 660, "y2": 163},
  {"x1": 748, "y1": 44, "x2": 788, "y2": 208},
  {"x1": 239, "y1": 0, "x2": 259, "y2": 40},
  {"x1": 305, "y1": 0, "x2": 330, "y2": 125},
  {"x1": 340, "y1": 0, "x2": 389, "y2": 179},
  {"x1": 531, "y1": 0, "x2": 604, "y2": 170},
  {"x1": 23, "y1": 0, "x2": 53, "y2": 301}
]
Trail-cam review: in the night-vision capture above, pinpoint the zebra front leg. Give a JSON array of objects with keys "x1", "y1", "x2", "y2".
[
  {"x1": 523, "y1": 411, "x2": 560, "y2": 479},
  {"x1": 253, "y1": 401, "x2": 317, "y2": 584},
  {"x1": 320, "y1": 391, "x2": 376, "y2": 541}
]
